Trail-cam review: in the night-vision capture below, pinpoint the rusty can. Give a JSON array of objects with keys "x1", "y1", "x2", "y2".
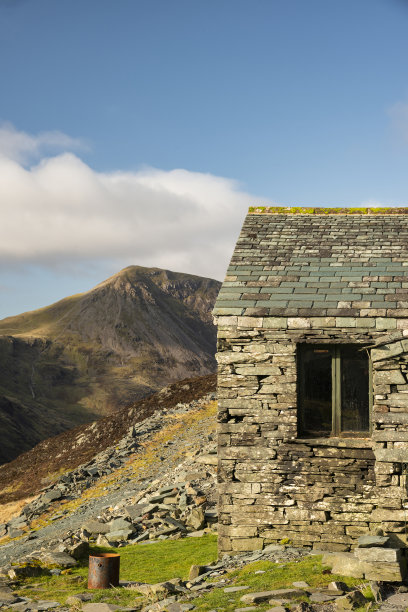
[{"x1": 88, "y1": 553, "x2": 120, "y2": 589}]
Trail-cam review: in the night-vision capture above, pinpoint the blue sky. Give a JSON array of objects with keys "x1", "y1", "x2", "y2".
[{"x1": 1, "y1": 0, "x2": 408, "y2": 318}]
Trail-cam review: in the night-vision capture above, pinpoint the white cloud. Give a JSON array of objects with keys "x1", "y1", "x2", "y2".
[
  {"x1": 0, "y1": 125, "x2": 267, "y2": 281},
  {"x1": 0, "y1": 122, "x2": 85, "y2": 164}
]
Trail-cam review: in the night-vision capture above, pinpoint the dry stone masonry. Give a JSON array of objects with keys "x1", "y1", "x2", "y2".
[{"x1": 213, "y1": 208, "x2": 408, "y2": 569}]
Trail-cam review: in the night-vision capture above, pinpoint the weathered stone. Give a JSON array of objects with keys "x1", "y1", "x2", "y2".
[
  {"x1": 108, "y1": 517, "x2": 135, "y2": 532},
  {"x1": 328, "y1": 581, "x2": 348, "y2": 592},
  {"x1": 8, "y1": 565, "x2": 45, "y2": 578},
  {"x1": 374, "y1": 370, "x2": 406, "y2": 385},
  {"x1": 186, "y1": 507, "x2": 205, "y2": 530},
  {"x1": 241, "y1": 591, "x2": 284, "y2": 604},
  {"x1": 95, "y1": 534, "x2": 111, "y2": 546},
  {"x1": 232, "y1": 538, "x2": 264, "y2": 552},
  {"x1": 106, "y1": 528, "x2": 134, "y2": 541},
  {"x1": 371, "y1": 342, "x2": 403, "y2": 362},
  {"x1": 224, "y1": 585, "x2": 250, "y2": 593},
  {"x1": 0, "y1": 588, "x2": 18, "y2": 604},
  {"x1": 7, "y1": 528, "x2": 23, "y2": 539},
  {"x1": 125, "y1": 503, "x2": 158, "y2": 520},
  {"x1": 137, "y1": 581, "x2": 177, "y2": 596},
  {"x1": 41, "y1": 489, "x2": 62, "y2": 503},
  {"x1": 309, "y1": 593, "x2": 336, "y2": 603},
  {"x1": 29, "y1": 601, "x2": 61, "y2": 610},
  {"x1": 266, "y1": 589, "x2": 305, "y2": 600},
  {"x1": 334, "y1": 591, "x2": 367, "y2": 610},
  {"x1": 69, "y1": 541, "x2": 89, "y2": 559},
  {"x1": 355, "y1": 546, "x2": 400, "y2": 562},
  {"x1": 195, "y1": 454, "x2": 218, "y2": 466},
  {"x1": 36, "y1": 551, "x2": 77, "y2": 567},
  {"x1": 82, "y1": 520, "x2": 111, "y2": 534},
  {"x1": 66, "y1": 593, "x2": 93, "y2": 605},
  {"x1": 82, "y1": 605, "x2": 121, "y2": 612},
  {"x1": 323, "y1": 553, "x2": 364, "y2": 578},
  {"x1": 357, "y1": 535, "x2": 390, "y2": 548},
  {"x1": 362, "y1": 560, "x2": 405, "y2": 581},
  {"x1": 165, "y1": 604, "x2": 196, "y2": 612},
  {"x1": 188, "y1": 564, "x2": 207, "y2": 580}
]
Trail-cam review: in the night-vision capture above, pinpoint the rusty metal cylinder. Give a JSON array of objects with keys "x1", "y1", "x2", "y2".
[{"x1": 88, "y1": 553, "x2": 120, "y2": 589}]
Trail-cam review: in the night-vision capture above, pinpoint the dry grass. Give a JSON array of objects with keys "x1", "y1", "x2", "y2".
[{"x1": 0, "y1": 496, "x2": 37, "y2": 524}]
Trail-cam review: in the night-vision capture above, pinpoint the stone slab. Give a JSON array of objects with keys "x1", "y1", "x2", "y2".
[
  {"x1": 355, "y1": 547, "x2": 400, "y2": 563},
  {"x1": 357, "y1": 535, "x2": 390, "y2": 548}
]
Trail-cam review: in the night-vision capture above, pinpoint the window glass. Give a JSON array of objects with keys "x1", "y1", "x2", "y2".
[
  {"x1": 341, "y1": 346, "x2": 369, "y2": 432},
  {"x1": 298, "y1": 346, "x2": 332, "y2": 436}
]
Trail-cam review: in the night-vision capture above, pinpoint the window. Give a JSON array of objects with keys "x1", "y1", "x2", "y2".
[{"x1": 297, "y1": 344, "x2": 370, "y2": 438}]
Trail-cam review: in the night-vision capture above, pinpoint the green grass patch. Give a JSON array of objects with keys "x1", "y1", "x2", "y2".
[
  {"x1": 191, "y1": 554, "x2": 373, "y2": 612},
  {"x1": 14, "y1": 534, "x2": 218, "y2": 606},
  {"x1": 13, "y1": 541, "x2": 375, "y2": 611}
]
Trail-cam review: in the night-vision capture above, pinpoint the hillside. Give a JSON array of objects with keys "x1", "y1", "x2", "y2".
[
  {"x1": 0, "y1": 266, "x2": 220, "y2": 464},
  {"x1": 0, "y1": 373, "x2": 216, "y2": 506}
]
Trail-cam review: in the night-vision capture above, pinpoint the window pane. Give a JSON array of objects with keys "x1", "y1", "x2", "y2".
[
  {"x1": 341, "y1": 346, "x2": 369, "y2": 432},
  {"x1": 299, "y1": 346, "x2": 332, "y2": 436}
]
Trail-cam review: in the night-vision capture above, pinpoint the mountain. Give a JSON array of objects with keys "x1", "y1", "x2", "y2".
[{"x1": 0, "y1": 266, "x2": 220, "y2": 464}]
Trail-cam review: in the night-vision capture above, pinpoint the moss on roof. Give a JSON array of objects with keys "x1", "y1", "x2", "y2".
[{"x1": 248, "y1": 206, "x2": 408, "y2": 215}]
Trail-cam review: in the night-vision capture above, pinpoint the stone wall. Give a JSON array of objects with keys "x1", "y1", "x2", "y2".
[{"x1": 216, "y1": 315, "x2": 408, "y2": 555}]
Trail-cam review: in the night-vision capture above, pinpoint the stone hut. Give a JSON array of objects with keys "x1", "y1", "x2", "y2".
[{"x1": 213, "y1": 207, "x2": 408, "y2": 556}]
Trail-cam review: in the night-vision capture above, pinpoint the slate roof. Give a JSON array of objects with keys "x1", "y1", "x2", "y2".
[{"x1": 214, "y1": 207, "x2": 408, "y2": 318}]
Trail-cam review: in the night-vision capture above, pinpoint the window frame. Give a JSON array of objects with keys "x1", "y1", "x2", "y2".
[{"x1": 297, "y1": 343, "x2": 372, "y2": 439}]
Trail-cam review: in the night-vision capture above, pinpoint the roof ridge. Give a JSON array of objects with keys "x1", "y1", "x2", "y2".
[{"x1": 249, "y1": 206, "x2": 408, "y2": 215}]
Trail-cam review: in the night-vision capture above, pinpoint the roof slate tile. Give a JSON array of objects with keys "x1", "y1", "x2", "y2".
[{"x1": 214, "y1": 209, "x2": 408, "y2": 317}]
